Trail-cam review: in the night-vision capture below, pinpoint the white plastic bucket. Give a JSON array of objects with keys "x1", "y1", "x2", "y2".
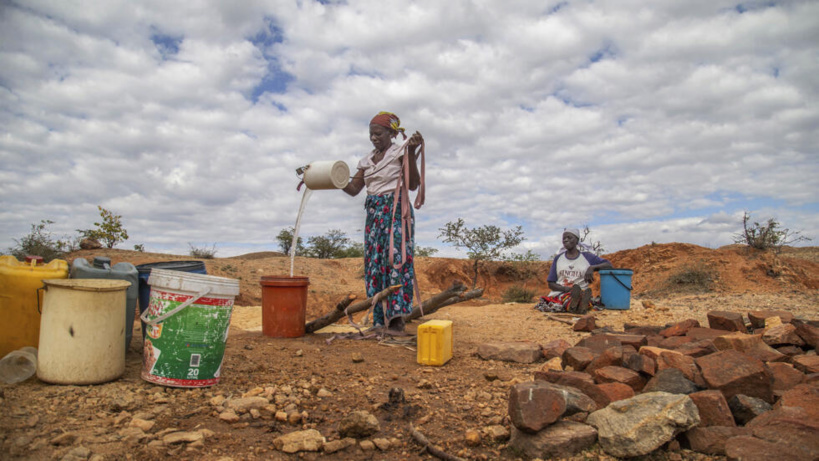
[
  {"x1": 139, "y1": 269, "x2": 239, "y2": 388},
  {"x1": 302, "y1": 160, "x2": 350, "y2": 190},
  {"x1": 37, "y1": 279, "x2": 131, "y2": 384}
]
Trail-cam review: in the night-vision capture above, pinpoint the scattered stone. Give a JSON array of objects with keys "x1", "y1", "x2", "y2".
[
  {"x1": 658, "y1": 335, "x2": 695, "y2": 350},
  {"x1": 508, "y1": 421, "x2": 597, "y2": 459},
  {"x1": 746, "y1": 406, "x2": 819, "y2": 459},
  {"x1": 713, "y1": 331, "x2": 787, "y2": 363},
  {"x1": 464, "y1": 429, "x2": 481, "y2": 446},
  {"x1": 323, "y1": 437, "x2": 355, "y2": 454},
  {"x1": 338, "y1": 411, "x2": 380, "y2": 438},
  {"x1": 592, "y1": 366, "x2": 646, "y2": 392},
  {"x1": 483, "y1": 424, "x2": 510, "y2": 442},
  {"x1": 587, "y1": 392, "x2": 700, "y2": 458},
  {"x1": 725, "y1": 435, "x2": 808, "y2": 461},
  {"x1": 359, "y1": 440, "x2": 375, "y2": 451},
  {"x1": 728, "y1": 394, "x2": 772, "y2": 425},
  {"x1": 686, "y1": 327, "x2": 729, "y2": 341},
  {"x1": 540, "y1": 339, "x2": 572, "y2": 360},
  {"x1": 227, "y1": 397, "x2": 270, "y2": 413},
  {"x1": 163, "y1": 431, "x2": 204, "y2": 445},
  {"x1": 748, "y1": 310, "x2": 794, "y2": 329},
  {"x1": 51, "y1": 432, "x2": 79, "y2": 446},
  {"x1": 351, "y1": 352, "x2": 364, "y2": 363},
  {"x1": 572, "y1": 315, "x2": 596, "y2": 332},
  {"x1": 767, "y1": 362, "x2": 805, "y2": 393},
  {"x1": 707, "y1": 311, "x2": 747, "y2": 333},
  {"x1": 129, "y1": 417, "x2": 156, "y2": 432},
  {"x1": 584, "y1": 346, "x2": 624, "y2": 375},
  {"x1": 762, "y1": 324, "x2": 805, "y2": 347},
  {"x1": 625, "y1": 353, "x2": 656, "y2": 376},
  {"x1": 595, "y1": 382, "x2": 634, "y2": 403},
  {"x1": 60, "y1": 446, "x2": 92, "y2": 461},
  {"x1": 688, "y1": 390, "x2": 736, "y2": 427},
  {"x1": 539, "y1": 356, "x2": 563, "y2": 372},
  {"x1": 774, "y1": 383, "x2": 819, "y2": 420},
  {"x1": 477, "y1": 341, "x2": 542, "y2": 363},
  {"x1": 561, "y1": 347, "x2": 595, "y2": 371},
  {"x1": 656, "y1": 350, "x2": 699, "y2": 382},
  {"x1": 792, "y1": 354, "x2": 819, "y2": 374},
  {"x1": 534, "y1": 370, "x2": 610, "y2": 409},
  {"x1": 675, "y1": 339, "x2": 718, "y2": 358},
  {"x1": 507, "y1": 382, "x2": 567, "y2": 433},
  {"x1": 643, "y1": 368, "x2": 699, "y2": 395},
  {"x1": 793, "y1": 320, "x2": 819, "y2": 349},
  {"x1": 680, "y1": 426, "x2": 751, "y2": 455},
  {"x1": 372, "y1": 437, "x2": 391, "y2": 450},
  {"x1": 317, "y1": 388, "x2": 332, "y2": 398},
  {"x1": 576, "y1": 334, "x2": 622, "y2": 354},
  {"x1": 273, "y1": 429, "x2": 325, "y2": 453},
  {"x1": 696, "y1": 349, "x2": 774, "y2": 403},
  {"x1": 219, "y1": 409, "x2": 240, "y2": 423},
  {"x1": 660, "y1": 319, "x2": 700, "y2": 337},
  {"x1": 607, "y1": 333, "x2": 648, "y2": 349}
]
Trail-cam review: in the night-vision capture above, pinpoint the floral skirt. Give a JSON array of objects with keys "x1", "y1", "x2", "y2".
[{"x1": 364, "y1": 193, "x2": 415, "y2": 326}]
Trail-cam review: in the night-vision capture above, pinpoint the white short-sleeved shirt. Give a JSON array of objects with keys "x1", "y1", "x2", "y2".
[{"x1": 356, "y1": 143, "x2": 405, "y2": 195}]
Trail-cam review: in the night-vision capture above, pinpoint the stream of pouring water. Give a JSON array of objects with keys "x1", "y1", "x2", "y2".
[{"x1": 289, "y1": 188, "x2": 313, "y2": 276}]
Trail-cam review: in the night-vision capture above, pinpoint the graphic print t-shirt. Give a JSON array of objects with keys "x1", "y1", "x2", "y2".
[{"x1": 546, "y1": 251, "x2": 609, "y2": 296}]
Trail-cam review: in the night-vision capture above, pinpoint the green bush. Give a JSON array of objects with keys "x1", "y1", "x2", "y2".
[
  {"x1": 6, "y1": 220, "x2": 75, "y2": 263},
  {"x1": 666, "y1": 265, "x2": 715, "y2": 293},
  {"x1": 77, "y1": 206, "x2": 129, "y2": 249},
  {"x1": 502, "y1": 285, "x2": 537, "y2": 303},
  {"x1": 189, "y1": 243, "x2": 217, "y2": 259}
]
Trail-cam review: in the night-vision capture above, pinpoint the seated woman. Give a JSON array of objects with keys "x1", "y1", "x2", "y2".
[{"x1": 536, "y1": 228, "x2": 612, "y2": 314}]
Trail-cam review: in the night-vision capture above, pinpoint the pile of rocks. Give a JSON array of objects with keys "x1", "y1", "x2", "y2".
[{"x1": 480, "y1": 309, "x2": 819, "y2": 459}]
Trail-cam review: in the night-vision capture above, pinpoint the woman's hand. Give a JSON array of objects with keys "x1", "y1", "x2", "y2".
[
  {"x1": 407, "y1": 131, "x2": 424, "y2": 153},
  {"x1": 584, "y1": 267, "x2": 596, "y2": 283}
]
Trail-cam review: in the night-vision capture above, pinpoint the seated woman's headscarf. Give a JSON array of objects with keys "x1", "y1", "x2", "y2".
[
  {"x1": 370, "y1": 111, "x2": 407, "y2": 139},
  {"x1": 555, "y1": 227, "x2": 594, "y2": 255}
]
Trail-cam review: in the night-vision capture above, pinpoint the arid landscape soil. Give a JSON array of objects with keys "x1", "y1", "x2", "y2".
[{"x1": 1, "y1": 243, "x2": 817, "y2": 460}]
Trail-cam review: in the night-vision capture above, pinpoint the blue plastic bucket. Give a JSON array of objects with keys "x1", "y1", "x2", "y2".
[
  {"x1": 599, "y1": 269, "x2": 633, "y2": 310},
  {"x1": 137, "y1": 261, "x2": 207, "y2": 342}
]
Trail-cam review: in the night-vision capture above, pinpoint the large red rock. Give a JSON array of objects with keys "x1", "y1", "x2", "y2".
[
  {"x1": 766, "y1": 362, "x2": 805, "y2": 393},
  {"x1": 592, "y1": 366, "x2": 646, "y2": 392},
  {"x1": 541, "y1": 339, "x2": 572, "y2": 360},
  {"x1": 707, "y1": 311, "x2": 747, "y2": 333},
  {"x1": 660, "y1": 319, "x2": 700, "y2": 337},
  {"x1": 748, "y1": 310, "x2": 794, "y2": 329},
  {"x1": 696, "y1": 349, "x2": 774, "y2": 403},
  {"x1": 688, "y1": 390, "x2": 736, "y2": 427},
  {"x1": 773, "y1": 383, "x2": 819, "y2": 420},
  {"x1": 681, "y1": 426, "x2": 750, "y2": 455},
  {"x1": 792, "y1": 355, "x2": 819, "y2": 374}
]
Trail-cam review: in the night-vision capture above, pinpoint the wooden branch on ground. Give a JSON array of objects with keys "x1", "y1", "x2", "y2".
[
  {"x1": 408, "y1": 280, "x2": 484, "y2": 321},
  {"x1": 305, "y1": 285, "x2": 400, "y2": 333},
  {"x1": 409, "y1": 424, "x2": 466, "y2": 461},
  {"x1": 546, "y1": 314, "x2": 574, "y2": 325}
]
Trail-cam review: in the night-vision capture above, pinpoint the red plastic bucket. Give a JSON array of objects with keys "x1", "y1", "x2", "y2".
[{"x1": 260, "y1": 276, "x2": 309, "y2": 338}]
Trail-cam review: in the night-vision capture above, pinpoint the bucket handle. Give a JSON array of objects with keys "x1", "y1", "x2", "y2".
[
  {"x1": 610, "y1": 273, "x2": 633, "y2": 291},
  {"x1": 140, "y1": 287, "x2": 212, "y2": 326}
]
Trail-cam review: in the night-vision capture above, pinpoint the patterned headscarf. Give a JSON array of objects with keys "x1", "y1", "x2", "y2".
[{"x1": 370, "y1": 111, "x2": 407, "y2": 139}]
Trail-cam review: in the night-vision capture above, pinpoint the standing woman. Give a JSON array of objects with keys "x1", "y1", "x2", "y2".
[{"x1": 343, "y1": 112, "x2": 425, "y2": 332}]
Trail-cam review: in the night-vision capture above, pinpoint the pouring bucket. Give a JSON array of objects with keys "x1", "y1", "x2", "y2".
[
  {"x1": 140, "y1": 269, "x2": 239, "y2": 387},
  {"x1": 37, "y1": 279, "x2": 131, "y2": 384},
  {"x1": 302, "y1": 161, "x2": 350, "y2": 190},
  {"x1": 599, "y1": 269, "x2": 633, "y2": 310},
  {"x1": 260, "y1": 276, "x2": 309, "y2": 338}
]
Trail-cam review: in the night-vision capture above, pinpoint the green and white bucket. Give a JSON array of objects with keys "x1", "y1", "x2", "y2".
[{"x1": 139, "y1": 269, "x2": 239, "y2": 388}]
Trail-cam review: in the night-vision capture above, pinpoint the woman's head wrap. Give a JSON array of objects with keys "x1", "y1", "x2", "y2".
[
  {"x1": 370, "y1": 111, "x2": 407, "y2": 139},
  {"x1": 563, "y1": 228, "x2": 581, "y2": 240}
]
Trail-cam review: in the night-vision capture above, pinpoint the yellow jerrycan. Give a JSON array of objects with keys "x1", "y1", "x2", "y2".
[{"x1": 0, "y1": 255, "x2": 69, "y2": 357}]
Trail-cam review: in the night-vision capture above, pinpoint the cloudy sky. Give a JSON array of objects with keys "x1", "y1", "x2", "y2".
[{"x1": 1, "y1": 0, "x2": 817, "y2": 260}]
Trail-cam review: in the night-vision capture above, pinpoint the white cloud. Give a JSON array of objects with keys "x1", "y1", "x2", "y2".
[{"x1": 1, "y1": 0, "x2": 816, "y2": 262}]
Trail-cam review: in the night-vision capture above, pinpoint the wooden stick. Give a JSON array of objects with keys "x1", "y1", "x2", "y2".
[
  {"x1": 409, "y1": 424, "x2": 466, "y2": 461},
  {"x1": 547, "y1": 314, "x2": 574, "y2": 325},
  {"x1": 305, "y1": 285, "x2": 400, "y2": 333}
]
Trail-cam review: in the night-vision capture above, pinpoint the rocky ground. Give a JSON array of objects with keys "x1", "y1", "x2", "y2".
[{"x1": 0, "y1": 243, "x2": 817, "y2": 460}]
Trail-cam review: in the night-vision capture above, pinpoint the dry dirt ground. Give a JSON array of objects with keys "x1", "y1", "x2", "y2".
[{"x1": 1, "y1": 243, "x2": 817, "y2": 461}]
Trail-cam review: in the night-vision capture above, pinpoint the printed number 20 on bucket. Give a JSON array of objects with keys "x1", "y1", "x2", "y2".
[{"x1": 140, "y1": 269, "x2": 239, "y2": 388}]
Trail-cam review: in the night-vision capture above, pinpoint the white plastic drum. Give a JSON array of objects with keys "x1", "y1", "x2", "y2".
[{"x1": 302, "y1": 160, "x2": 350, "y2": 190}]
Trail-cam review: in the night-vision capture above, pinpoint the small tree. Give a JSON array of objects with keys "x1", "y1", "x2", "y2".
[
  {"x1": 7, "y1": 220, "x2": 75, "y2": 262},
  {"x1": 580, "y1": 225, "x2": 605, "y2": 255},
  {"x1": 276, "y1": 227, "x2": 305, "y2": 256},
  {"x1": 438, "y1": 218, "x2": 525, "y2": 288},
  {"x1": 334, "y1": 242, "x2": 365, "y2": 258},
  {"x1": 77, "y1": 206, "x2": 129, "y2": 249},
  {"x1": 733, "y1": 211, "x2": 811, "y2": 252},
  {"x1": 306, "y1": 229, "x2": 350, "y2": 259},
  {"x1": 415, "y1": 245, "x2": 439, "y2": 257}
]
